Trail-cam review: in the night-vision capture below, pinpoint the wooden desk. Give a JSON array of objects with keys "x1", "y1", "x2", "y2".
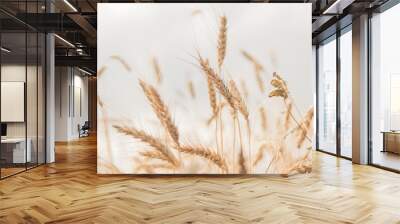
[
  {"x1": 382, "y1": 131, "x2": 400, "y2": 154},
  {"x1": 1, "y1": 138, "x2": 31, "y2": 164}
]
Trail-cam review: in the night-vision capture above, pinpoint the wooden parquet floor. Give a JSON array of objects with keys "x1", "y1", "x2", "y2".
[{"x1": 1, "y1": 135, "x2": 400, "y2": 224}]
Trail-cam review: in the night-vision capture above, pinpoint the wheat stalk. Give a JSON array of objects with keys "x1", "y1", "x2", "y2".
[
  {"x1": 113, "y1": 124, "x2": 179, "y2": 167},
  {"x1": 259, "y1": 106, "x2": 268, "y2": 132},
  {"x1": 229, "y1": 80, "x2": 249, "y2": 120},
  {"x1": 151, "y1": 57, "x2": 162, "y2": 84},
  {"x1": 177, "y1": 145, "x2": 228, "y2": 173},
  {"x1": 238, "y1": 148, "x2": 247, "y2": 174},
  {"x1": 296, "y1": 107, "x2": 314, "y2": 148},
  {"x1": 217, "y1": 16, "x2": 227, "y2": 69},
  {"x1": 206, "y1": 102, "x2": 226, "y2": 126},
  {"x1": 253, "y1": 143, "x2": 267, "y2": 167},
  {"x1": 284, "y1": 102, "x2": 293, "y2": 130},
  {"x1": 229, "y1": 80, "x2": 252, "y2": 169},
  {"x1": 139, "y1": 79, "x2": 180, "y2": 147}
]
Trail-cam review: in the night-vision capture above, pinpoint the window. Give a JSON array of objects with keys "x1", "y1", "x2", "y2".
[
  {"x1": 339, "y1": 28, "x2": 352, "y2": 158},
  {"x1": 370, "y1": 2, "x2": 400, "y2": 171},
  {"x1": 318, "y1": 36, "x2": 337, "y2": 154}
]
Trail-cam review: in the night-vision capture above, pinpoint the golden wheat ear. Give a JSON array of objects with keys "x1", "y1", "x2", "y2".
[
  {"x1": 187, "y1": 81, "x2": 196, "y2": 99},
  {"x1": 217, "y1": 15, "x2": 227, "y2": 69},
  {"x1": 113, "y1": 124, "x2": 179, "y2": 167},
  {"x1": 110, "y1": 55, "x2": 131, "y2": 72},
  {"x1": 198, "y1": 57, "x2": 218, "y2": 116},
  {"x1": 177, "y1": 145, "x2": 228, "y2": 174},
  {"x1": 229, "y1": 80, "x2": 249, "y2": 120},
  {"x1": 138, "y1": 79, "x2": 180, "y2": 148},
  {"x1": 151, "y1": 57, "x2": 162, "y2": 84}
]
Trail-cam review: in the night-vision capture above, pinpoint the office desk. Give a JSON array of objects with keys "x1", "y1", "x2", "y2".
[
  {"x1": 1, "y1": 138, "x2": 31, "y2": 163},
  {"x1": 382, "y1": 131, "x2": 400, "y2": 154}
]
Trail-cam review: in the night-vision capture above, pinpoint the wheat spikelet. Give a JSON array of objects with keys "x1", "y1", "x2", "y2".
[
  {"x1": 229, "y1": 80, "x2": 249, "y2": 120},
  {"x1": 259, "y1": 106, "x2": 267, "y2": 132},
  {"x1": 110, "y1": 55, "x2": 131, "y2": 71},
  {"x1": 198, "y1": 56, "x2": 236, "y2": 111},
  {"x1": 296, "y1": 107, "x2": 314, "y2": 148},
  {"x1": 268, "y1": 89, "x2": 288, "y2": 99},
  {"x1": 113, "y1": 124, "x2": 179, "y2": 167},
  {"x1": 177, "y1": 145, "x2": 228, "y2": 173},
  {"x1": 187, "y1": 81, "x2": 196, "y2": 99},
  {"x1": 217, "y1": 16, "x2": 227, "y2": 69},
  {"x1": 151, "y1": 57, "x2": 162, "y2": 84},
  {"x1": 253, "y1": 143, "x2": 267, "y2": 166},
  {"x1": 238, "y1": 148, "x2": 247, "y2": 174},
  {"x1": 140, "y1": 151, "x2": 169, "y2": 162},
  {"x1": 139, "y1": 79, "x2": 180, "y2": 147}
]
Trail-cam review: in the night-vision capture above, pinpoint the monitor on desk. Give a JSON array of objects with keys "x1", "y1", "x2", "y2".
[{"x1": 1, "y1": 123, "x2": 7, "y2": 138}]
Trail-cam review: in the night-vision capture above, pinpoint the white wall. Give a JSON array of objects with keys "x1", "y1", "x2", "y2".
[{"x1": 55, "y1": 67, "x2": 89, "y2": 141}]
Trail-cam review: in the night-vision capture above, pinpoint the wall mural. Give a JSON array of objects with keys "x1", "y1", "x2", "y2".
[{"x1": 97, "y1": 3, "x2": 314, "y2": 175}]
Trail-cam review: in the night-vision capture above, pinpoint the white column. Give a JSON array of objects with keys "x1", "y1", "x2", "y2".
[
  {"x1": 46, "y1": 32, "x2": 55, "y2": 163},
  {"x1": 352, "y1": 14, "x2": 369, "y2": 164}
]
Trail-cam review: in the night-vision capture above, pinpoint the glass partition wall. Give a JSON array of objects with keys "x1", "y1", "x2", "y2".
[
  {"x1": 0, "y1": 2, "x2": 46, "y2": 179},
  {"x1": 316, "y1": 26, "x2": 352, "y2": 159},
  {"x1": 370, "y1": 3, "x2": 400, "y2": 172}
]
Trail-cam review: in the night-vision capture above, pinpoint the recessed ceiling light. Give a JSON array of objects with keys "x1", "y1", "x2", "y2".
[
  {"x1": 63, "y1": 0, "x2": 78, "y2": 12},
  {"x1": 54, "y1": 34, "x2": 75, "y2": 48},
  {"x1": 78, "y1": 67, "x2": 93, "y2": 76},
  {"x1": 1, "y1": 47, "x2": 11, "y2": 53}
]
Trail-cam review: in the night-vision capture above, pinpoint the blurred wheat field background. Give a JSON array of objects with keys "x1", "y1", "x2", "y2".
[{"x1": 97, "y1": 3, "x2": 313, "y2": 175}]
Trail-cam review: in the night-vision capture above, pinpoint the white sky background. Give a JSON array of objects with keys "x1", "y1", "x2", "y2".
[{"x1": 97, "y1": 3, "x2": 313, "y2": 173}]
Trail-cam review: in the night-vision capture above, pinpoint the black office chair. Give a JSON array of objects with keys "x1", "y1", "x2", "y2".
[{"x1": 79, "y1": 121, "x2": 90, "y2": 138}]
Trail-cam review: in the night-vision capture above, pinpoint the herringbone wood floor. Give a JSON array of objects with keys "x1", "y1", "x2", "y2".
[{"x1": 1, "y1": 135, "x2": 400, "y2": 224}]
